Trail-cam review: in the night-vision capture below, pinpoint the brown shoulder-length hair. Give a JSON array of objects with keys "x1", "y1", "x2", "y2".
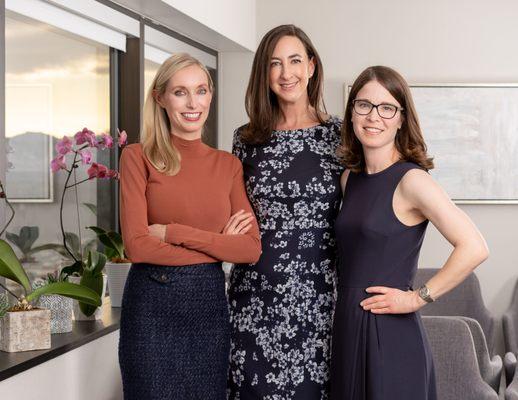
[
  {"x1": 241, "y1": 24, "x2": 327, "y2": 144},
  {"x1": 337, "y1": 66, "x2": 434, "y2": 172}
]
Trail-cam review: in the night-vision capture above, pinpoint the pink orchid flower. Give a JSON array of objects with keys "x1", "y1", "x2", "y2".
[
  {"x1": 50, "y1": 155, "x2": 67, "y2": 172},
  {"x1": 56, "y1": 136, "x2": 73, "y2": 155},
  {"x1": 87, "y1": 163, "x2": 109, "y2": 179},
  {"x1": 107, "y1": 169, "x2": 120, "y2": 179},
  {"x1": 97, "y1": 133, "x2": 114, "y2": 150},
  {"x1": 79, "y1": 149, "x2": 93, "y2": 165},
  {"x1": 118, "y1": 129, "x2": 128, "y2": 147},
  {"x1": 75, "y1": 128, "x2": 97, "y2": 147}
]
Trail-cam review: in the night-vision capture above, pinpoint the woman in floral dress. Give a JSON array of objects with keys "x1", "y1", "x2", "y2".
[{"x1": 227, "y1": 25, "x2": 343, "y2": 400}]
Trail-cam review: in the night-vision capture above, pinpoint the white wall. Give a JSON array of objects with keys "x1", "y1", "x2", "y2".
[
  {"x1": 161, "y1": 0, "x2": 256, "y2": 52},
  {"x1": 218, "y1": 51, "x2": 255, "y2": 151},
  {"x1": 245, "y1": 0, "x2": 518, "y2": 353},
  {"x1": 0, "y1": 331, "x2": 122, "y2": 399}
]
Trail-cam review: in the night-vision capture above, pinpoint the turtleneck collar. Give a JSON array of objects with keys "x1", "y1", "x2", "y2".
[{"x1": 171, "y1": 134, "x2": 211, "y2": 158}]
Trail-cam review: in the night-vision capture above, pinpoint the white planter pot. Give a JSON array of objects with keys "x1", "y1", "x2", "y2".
[
  {"x1": 0, "y1": 309, "x2": 51, "y2": 352},
  {"x1": 69, "y1": 274, "x2": 107, "y2": 321},
  {"x1": 37, "y1": 295, "x2": 73, "y2": 334},
  {"x1": 105, "y1": 261, "x2": 131, "y2": 307}
]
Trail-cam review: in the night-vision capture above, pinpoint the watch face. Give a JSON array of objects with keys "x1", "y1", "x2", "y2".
[{"x1": 419, "y1": 286, "x2": 432, "y2": 302}]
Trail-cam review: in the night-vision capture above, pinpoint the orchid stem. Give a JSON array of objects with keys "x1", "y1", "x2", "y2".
[
  {"x1": 65, "y1": 177, "x2": 91, "y2": 189},
  {"x1": 0, "y1": 181, "x2": 15, "y2": 236},
  {"x1": 60, "y1": 153, "x2": 79, "y2": 262},
  {"x1": 73, "y1": 167, "x2": 84, "y2": 262}
]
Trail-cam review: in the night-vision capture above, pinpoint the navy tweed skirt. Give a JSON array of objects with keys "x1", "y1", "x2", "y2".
[{"x1": 118, "y1": 262, "x2": 230, "y2": 400}]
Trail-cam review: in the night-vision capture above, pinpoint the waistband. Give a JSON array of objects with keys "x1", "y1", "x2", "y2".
[{"x1": 131, "y1": 262, "x2": 222, "y2": 275}]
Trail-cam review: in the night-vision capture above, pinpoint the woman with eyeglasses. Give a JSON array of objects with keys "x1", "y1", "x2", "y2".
[
  {"x1": 330, "y1": 66, "x2": 488, "y2": 399},
  {"x1": 228, "y1": 25, "x2": 343, "y2": 399}
]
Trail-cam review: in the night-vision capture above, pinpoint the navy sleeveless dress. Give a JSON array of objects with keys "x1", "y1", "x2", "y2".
[
  {"x1": 228, "y1": 117, "x2": 344, "y2": 399},
  {"x1": 331, "y1": 161, "x2": 437, "y2": 399}
]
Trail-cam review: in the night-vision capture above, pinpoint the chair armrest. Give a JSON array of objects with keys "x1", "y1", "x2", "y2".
[{"x1": 505, "y1": 352, "x2": 517, "y2": 386}]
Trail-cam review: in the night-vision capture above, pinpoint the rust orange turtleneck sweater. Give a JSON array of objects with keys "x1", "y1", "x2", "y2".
[{"x1": 119, "y1": 134, "x2": 261, "y2": 266}]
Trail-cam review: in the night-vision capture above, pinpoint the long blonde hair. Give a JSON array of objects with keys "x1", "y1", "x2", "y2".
[{"x1": 141, "y1": 53, "x2": 214, "y2": 175}]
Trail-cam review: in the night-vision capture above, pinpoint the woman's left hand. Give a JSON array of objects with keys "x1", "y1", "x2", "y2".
[
  {"x1": 148, "y1": 224, "x2": 166, "y2": 241},
  {"x1": 360, "y1": 286, "x2": 426, "y2": 314}
]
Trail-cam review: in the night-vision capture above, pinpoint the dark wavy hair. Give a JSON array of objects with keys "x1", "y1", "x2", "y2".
[
  {"x1": 241, "y1": 24, "x2": 327, "y2": 144},
  {"x1": 337, "y1": 66, "x2": 434, "y2": 172}
]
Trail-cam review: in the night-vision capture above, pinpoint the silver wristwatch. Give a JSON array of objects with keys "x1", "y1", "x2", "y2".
[{"x1": 417, "y1": 285, "x2": 434, "y2": 303}]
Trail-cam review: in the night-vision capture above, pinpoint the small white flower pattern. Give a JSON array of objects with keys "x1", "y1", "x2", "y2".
[{"x1": 227, "y1": 117, "x2": 344, "y2": 400}]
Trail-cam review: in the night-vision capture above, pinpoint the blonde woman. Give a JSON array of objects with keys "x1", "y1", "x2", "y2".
[{"x1": 118, "y1": 53, "x2": 261, "y2": 400}]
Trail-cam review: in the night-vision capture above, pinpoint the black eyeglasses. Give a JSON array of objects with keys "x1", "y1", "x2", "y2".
[{"x1": 352, "y1": 99, "x2": 404, "y2": 119}]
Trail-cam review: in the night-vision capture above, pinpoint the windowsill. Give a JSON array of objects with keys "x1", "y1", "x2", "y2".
[{"x1": 0, "y1": 300, "x2": 120, "y2": 382}]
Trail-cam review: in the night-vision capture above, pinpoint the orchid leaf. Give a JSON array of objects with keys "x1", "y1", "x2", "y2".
[
  {"x1": 65, "y1": 232, "x2": 81, "y2": 257},
  {"x1": 82, "y1": 202, "x2": 97, "y2": 216},
  {"x1": 78, "y1": 250, "x2": 106, "y2": 316},
  {"x1": 6, "y1": 226, "x2": 39, "y2": 254},
  {"x1": 0, "y1": 239, "x2": 31, "y2": 294},
  {"x1": 60, "y1": 260, "x2": 83, "y2": 280},
  {"x1": 87, "y1": 226, "x2": 124, "y2": 259},
  {"x1": 26, "y1": 282, "x2": 101, "y2": 306},
  {"x1": 27, "y1": 243, "x2": 69, "y2": 258}
]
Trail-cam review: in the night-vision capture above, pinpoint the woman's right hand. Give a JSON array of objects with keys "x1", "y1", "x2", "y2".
[{"x1": 223, "y1": 210, "x2": 255, "y2": 235}]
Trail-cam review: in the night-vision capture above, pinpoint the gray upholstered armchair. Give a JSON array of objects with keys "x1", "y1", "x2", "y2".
[
  {"x1": 415, "y1": 268, "x2": 498, "y2": 355},
  {"x1": 504, "y1": 279, "x2": 518, "y2": 384},
  {"x1": 422, "y1": 316, "x2": 499, "y2": 400},
  {"x1": 506, "y1": 365, "x2": 518, "y2": 400},
  {"x1": 458, "y1": 317, "x2": 502, "y2": 392}
]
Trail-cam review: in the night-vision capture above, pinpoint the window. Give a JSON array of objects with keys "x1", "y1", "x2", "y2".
[{"x1": 4, "y1": 11, "x2": 110, "y2": 285}]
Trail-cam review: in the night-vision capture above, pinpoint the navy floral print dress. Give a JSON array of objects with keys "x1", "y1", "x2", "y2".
[{"x1": 228, "y1": 117, "x2": 344, "y2": 400}]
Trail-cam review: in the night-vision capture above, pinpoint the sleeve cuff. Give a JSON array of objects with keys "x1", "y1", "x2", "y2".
[{"x1": 165, "y1": 223, "x2": 180, "y2": 244}]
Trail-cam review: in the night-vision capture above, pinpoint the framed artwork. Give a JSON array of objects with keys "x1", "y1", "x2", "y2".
[{"x1": 344, "y1": 83, "x2": 518, "y2": 204}]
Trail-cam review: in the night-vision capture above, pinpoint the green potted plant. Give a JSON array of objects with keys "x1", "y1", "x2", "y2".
[
  {"x1": 0, "y1": 239, "x2": 101, "y2": 352},
  {"x1": 6, "y1": 226, "x2": 40, "y2": 263},
  {"x1": 33, "y1": 272, "x2": 75, "y2": 334},
  {"x1": 5, "y1": 226, "x2": 91, "y2": 285},
  {"x1": 87, "y1": 226, "x2": 130, "y2": 307},
  {"x1": 50, "y1": 128, "x2": 126, "y2": 320}
]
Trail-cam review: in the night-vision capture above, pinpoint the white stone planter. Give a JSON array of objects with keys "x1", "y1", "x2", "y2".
[
  {"x1": 0, "y1": 309, "x2": 51, "y2": 352},
  {"x1": 37, "y1": 295, "x2": 73, "y2": 334},
  {"x1": 69, "y1": 274, "x2": 107, "y2": 321},
  {"x1": 105, "y1": 261, "x2": 131, "y2": 307}
]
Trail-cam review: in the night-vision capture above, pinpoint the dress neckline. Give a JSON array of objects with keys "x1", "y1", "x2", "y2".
[
  {"x1": 361, "y1": 160, "x2": 405, "y2": 178},
  {"x1": 272, "y1": 116, "x2": 338, "y2": 134}
]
